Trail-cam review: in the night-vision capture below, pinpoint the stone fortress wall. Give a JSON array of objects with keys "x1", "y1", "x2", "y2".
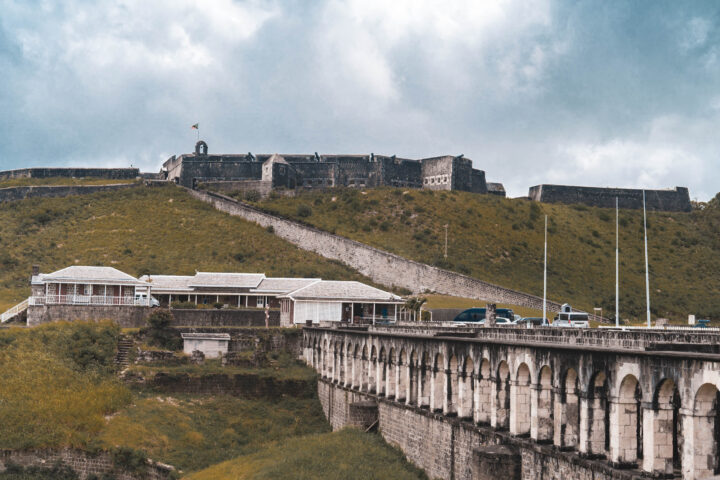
[
  {"x1": 188, "y1": 188, "x2": 567, "y2": 315},
  {"x1": 0, "y1": 167, "x2": 139, "y2": 180},
  {"x1": 0, "y1": 183, "x2": 137, "y2": 203},
  {"x1": 529, "y1": 184, "x2": 692, "y2": 212},
  {"x1": 163, "y1": 142, "x2": 492, "y2": 195}
]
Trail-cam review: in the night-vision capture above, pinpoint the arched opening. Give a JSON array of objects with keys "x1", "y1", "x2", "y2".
[
  {"x1": 344, "y1": 343, "x2": 352, "y2": 388},
  {"x1": 533, "y1": 365, "x2": 553, "y2": 442},
  {"x1": 494, "y1": 361, "x2": 511, "y2": 430},
  {"x1": 337, "y1": 343, "x2": 345, "y2": 384},
  {"x1": 352, "y1": 345, "x2": 360, "y2": 389},
  {"x1": 322, "y1": 339, "x2": 328, "y2": 377},
  {"x1": 611, "y1": 374, "x2": 642, "y2": 465},
  {"x1": 419, "y1": 352, "x2": 432, "y2": 408},
  {"x1": 555, "y1": 368, "x2": 579, "y2": 449},
  {"x1": 408, "y1": 351, "x2": 418, "y2": 405},
  {"x1": 511, "y1": 363, "x2": 531, "y2": 436},
  {"x1": 332, "y1": 342, "x2": 339, "y2": 382},
  {"x1": 644, "y1": 378, "x2": 681, "y2": 475},
  {"x1": 432, "y1": 353, "x2": 445, "y2": 412},
  {"x1": 361, "y1": 345, "x2": 369, "y2": 391},
  {"x1": 386, "y1": 348, "x2": 396, "y2": 399},
  {"x1": 459, "y1": 356, "x2": 474, "y2": 420},
  {"x1": 368, "y1": 346, "x2": 377, "y2": 393},
  {"x1": 397, "y1": 349, "x2": 408, "y2": 402},
  {"x1": 587, "y1": 371, "x2": 609, "y2": 457},
  {"x1": 377, "y1": 347, "x2": 387, "y2": 396},
  {"x1": 476, "y1": 359, "x2": 492, "y2": 424},
  {"x1": 685, "y1": 383, "x2": 720, "y2": 479},
  {"x1": 446, "y1": 355, "x2": 459, "y2": 416}
]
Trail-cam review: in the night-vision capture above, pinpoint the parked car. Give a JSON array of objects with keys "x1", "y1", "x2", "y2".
[
  {"x1": 693, "y1": 319, "x2": 711, "y2": 328},
  {"x1": 516, "y1": 317, "x2": 550, "y2": 327},
  {"x1": 135, "y1": 294, "x2": 160, "y2": 307},
  {"x1": 452, "y1": 307, "x2": 516, "y2": 325},
  {"x1": 454, "y1": 317, "x2": 514, "y2": 327},
  {"x1": 552, "y1": 312, "x2": 590, "y2": 328}
]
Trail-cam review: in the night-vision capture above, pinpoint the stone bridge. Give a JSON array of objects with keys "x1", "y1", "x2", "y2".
[{"x1": 303, "y1": 325, "x2": 720, "y2": 480}]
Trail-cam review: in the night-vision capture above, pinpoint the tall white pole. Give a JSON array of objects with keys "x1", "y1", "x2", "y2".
[
  {"x1": 543, "y1": 215, "x2": 547, "y2": 323},
  {"x1": 643, "y1": 190, "x2": 651, "y2": 328},
  {"x1": 615, "y1": 197, "x2": 619, "y2": 328}
]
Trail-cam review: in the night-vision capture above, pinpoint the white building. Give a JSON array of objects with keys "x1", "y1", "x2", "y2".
[{"x1": 181, "y1": 332, "x2": 231, "y2": 358}]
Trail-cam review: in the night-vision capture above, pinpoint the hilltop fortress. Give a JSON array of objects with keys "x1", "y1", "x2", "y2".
[{"x1": 162, "y1": 141, "x2": 497, "y2": 195}]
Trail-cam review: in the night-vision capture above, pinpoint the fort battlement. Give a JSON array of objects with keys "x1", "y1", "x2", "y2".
[
  {"x1": 528, "y1": 184, "x2": 691, "y2": 212},
  {"x1": 0, "y1": 167, "x2": 139, "y2": 181}
]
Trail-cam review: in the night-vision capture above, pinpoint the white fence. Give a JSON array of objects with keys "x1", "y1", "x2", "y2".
[
  {"x1": 0, "y1": 298, "x2": 29, "y2": 323},
  {"x1": 30, "y1": 295, "x2": 145, "y2": 306},
  {"x1": 597, "y1": 325, "x2": 720, "y2": 333}
]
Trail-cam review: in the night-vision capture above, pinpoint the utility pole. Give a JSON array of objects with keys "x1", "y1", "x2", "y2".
[
  {"x1": 444, "y1": 224, "x2": 449, "y2": 260},
  {"x1": 543, "y1": 215, "x2": 547, "y2": 324},
  {"x1": 643, "y1": 190, "x2": 651, "y2": 328}
]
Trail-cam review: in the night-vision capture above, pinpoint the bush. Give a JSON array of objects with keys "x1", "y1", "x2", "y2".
[
  {"x1": 145, "y1": 309, "x2": 181, "y2": 351},
  {"x1": 243, "y1": 190, "x2": 261, "y2": 202},
  {"x1": 266, "y1": 225, "x2": 275, "y2": 234},
  {"x1": 112, "y1": 447, "x2": 148, "y2": 474},
  {"x1": 171, "y1": 301, "x2": 196, "y2": 309},
  {"x1": 296, "y1": 205, "x2": 312, "y2": 217}
]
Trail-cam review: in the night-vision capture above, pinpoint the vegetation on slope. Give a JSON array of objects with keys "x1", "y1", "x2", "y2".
[
  {"x1": 0, "y1": 177, "x2": 138, "y2": 188},
  {"x1": 0, "y1": 184, "x2": 373, "y2": 311},
  {"x1": 188, "y1": 428, "x2": 427, "y2": 480},
  {"x1": 0, "y1": 322, "x2": 130, "y2": 449},
  {"x1": 253, "y1": 188, "x2": 720, "y2": 321},
  {"x1": 99, "y1": 394, "x2": 329, "y2": 473}
]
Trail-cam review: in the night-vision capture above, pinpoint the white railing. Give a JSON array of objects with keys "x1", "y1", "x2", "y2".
[
  {"x1": 598, "y1": 325, "x2": 720, "y2": 332},
  {"x1": 30, "y1": 295, "x2": 145, "y2": 306},
  {"x1": 1, "y1": 298, "x2": 29, "y2": 323}
]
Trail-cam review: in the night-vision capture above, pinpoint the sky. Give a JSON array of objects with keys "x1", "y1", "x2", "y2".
[{"x1": 0, "y1": 0, "x2": 718, "y2": 200}]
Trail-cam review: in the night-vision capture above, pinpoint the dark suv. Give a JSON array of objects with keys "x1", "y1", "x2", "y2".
[{"x1": 453, "y1": 307, "x2": 515, "y2": 324}]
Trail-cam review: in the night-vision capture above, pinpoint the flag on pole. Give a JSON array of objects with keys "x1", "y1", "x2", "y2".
[{"x1": 191, "y1": 123, "x2": 199, "y2": 130}]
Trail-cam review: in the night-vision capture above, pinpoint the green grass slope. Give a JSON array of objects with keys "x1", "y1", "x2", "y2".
[
  {"x1": 0, "y1": 184, "x2": 372, "y2": 311},
  {"x1": 188, "y1": 428, "x2": 427, "y2": 480},
  {"x1": 253, "y1": 188, "x2": 720, "y2": 321}
]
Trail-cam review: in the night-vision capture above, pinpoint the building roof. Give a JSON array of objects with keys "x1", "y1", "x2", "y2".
[
  {"x1": 253, "y1": 277, "x2": 321, "y2": 294},
  {"x1": 32, "y1": 266, "x2": 147, "y2": 285},
  {"x1": 189, "y1": 272, "x2": 265, "y2": 289},
  {"x1": 139, "y1": 275, "x2": 195, "y2": 292},
  {"x1": 181, "y1": 333, "x2": 231, "y2": 340},
  {"x1": 284, "y1": 281, "x2": 402, "y2": 303}
]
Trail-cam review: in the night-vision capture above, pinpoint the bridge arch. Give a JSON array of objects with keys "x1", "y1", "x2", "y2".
[
  {"x1": 459, "y1": 356, "x2": 474, "y2": 420},
  {"x1": 475, "y1": 358, "x2": 492, "y2": 424},
  {"x1": 643, "y1": 378, "x2": 681, "y2": 475},
  {"x1": 532, "y1": 365, "x2": 553, "y2": 442},
  {"x1": 387, "y1": 347, "x2": 397, "y2": 399},
  {"x1": 419, "y1": 351, "x2": 432, "y2": 408},
  {"x1": 432, "y1": 353, "x2": 445, "y2": 412},
  {"x1": 555, "y1": 367, "x2": 579, "y2": 449},
  {"x1": 611, "y1": 374, "x2": 642, "y2": 465},
  {"x1": 397, "y1": 348, "x2": 408, "y2": 403},
  {"x1": 408, "y1": 350, "x2": 419, "y2": 405},
  {"x1": 685, "y1": 383, "x2": 720, "y2": 480},
  {"x1": 586, "y1": 370, "x2": 609, "y2": 456},
  {"x1": 494, "y1": 361, "x2": 511, "y2": 430},
  {"x1": 511, "y1": 362, "x2": 531, "y2": 436}
]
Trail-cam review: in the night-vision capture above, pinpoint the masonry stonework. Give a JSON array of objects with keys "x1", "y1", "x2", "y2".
[
  {"x1": 528, "y1": 184, "x2": 691, "y2": 212},
  {"x1": 0, "y1": 168, "x2": 139, "y2": 181},
  {"x1": 188, "y1": 189, "x2": 566, "y2": 315},
  {"x1": 0, "y1": 183, "x2": 137, "y2": 203}
]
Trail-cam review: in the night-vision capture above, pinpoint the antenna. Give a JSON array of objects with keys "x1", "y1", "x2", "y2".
[
  {"x1": 543, "y1": 215, "x2": 547, "y2": 324},
  {"x1": 643, "y1": 190, "x2": 651, "y2": 328},
  {"x1": 616, "y1": 197, "x2": 619, "y2": 328}
]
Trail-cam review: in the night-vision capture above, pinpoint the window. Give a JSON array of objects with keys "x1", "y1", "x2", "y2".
[{"x1": 256, "y1": 296, "x2": 265, "y2": 307}]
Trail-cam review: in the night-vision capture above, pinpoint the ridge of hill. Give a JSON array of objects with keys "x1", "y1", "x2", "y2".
[
  {"x1": 248, "y1": 188, "x2": 720, "y2": 321},
  {"x1": 0, "y1": 184, "x2": 375, "y2": 311}
]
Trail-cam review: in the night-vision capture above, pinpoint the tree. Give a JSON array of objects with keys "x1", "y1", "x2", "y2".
[{"x1": 404, "y1": 297, "x2": 427, "y2": 321}]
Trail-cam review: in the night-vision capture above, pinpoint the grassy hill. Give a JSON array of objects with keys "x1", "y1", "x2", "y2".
[
  {"x1": 250, "y1": 188, "x2": 720, "y2": 322},
  {"x1": 0, "y1": 184, "x2": 373, "y2": 311}
]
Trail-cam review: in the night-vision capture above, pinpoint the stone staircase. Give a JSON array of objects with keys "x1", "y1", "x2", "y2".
[{"x1": 115, "y1": 335, "x2": 134, "y2": 369}]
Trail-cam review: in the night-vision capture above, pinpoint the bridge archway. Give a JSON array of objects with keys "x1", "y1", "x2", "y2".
[
  {"x1": 587, "y1": 371, "x2": 609, "y2": 456},
  {"x1": 555, "y1": 368, "x2": 579, "y2": 449},
  {"x1": 511, "y1": 362, "x2": 531, "y2": 436},
  {"x1": 368, "y1": 345, "x2": 377, "y2": 393},
  {"x1": 432, "y1": 353, "x2": 445, "y2": 412},
  {"x1": 408, "y1": 350, "x2": 418, "y2": 405},
  {"x1": 685, "y1": 383, "x2": 720, "y2": 479},
  {"x1": 386, "y1": 348, "x2": 397, "y2": 399},
  {"x1": 397, "y1": 349, "x2": 408, "y2": 402},
  {"x1": 475, "y1": 358, "x2": 492, "y2": 424},
  {"x1": 376, "y1": 347, "x2": 386, "y2": 395},
  {"x1": 533, "y1": 365, "x2": 553, "y2": 442},
  {"x1": 446, "y1": 355, "x2": 459, "y2": 415},
  {"x1": 611, "y1": 374, "x2": 642, "y2": 465},
  {"x1": 419, "y1": 351, "x2": 431, "y2": 408},
  {"x1": 459, "y1": 356, "x2": 474, "y2": 420},
  {"x1": 644, "y1": 378, "x2": 681, "y2": 475}
]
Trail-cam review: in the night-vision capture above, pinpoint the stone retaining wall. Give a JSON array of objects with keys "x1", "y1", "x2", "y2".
[
  {"x1": 171, "y1": 309, "x2": 279, "y2": 327},
  {"x1": 139, "y1": 372, "x2": 315, "y2": 398},
  {"x1": 0, "y1": 448, "x2": 173, "y2": 480},
  {"x1": 0, "y1": 167, "x2": 139, "y2": 180},
  {"x1": 187, "y1": 189, "x2": 565, "y2": 314},
  {"x1": 0, "y1": 183, "x2": 137, "y2": 203},
  {"x1": 318, "y1": 379, "x2": 644, "y2": 480},
  {"x1": 175, "y1": 326, "x2": 302, "y2": 356}
]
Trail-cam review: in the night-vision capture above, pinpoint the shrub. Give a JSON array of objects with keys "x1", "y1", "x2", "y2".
[
  {"x1": 112, "y1": 447, "x2": 148, "y2": 474},
  {"x1": 145, "y1": 309, "x2": 181, "y2": 351},
  {"x1": 266, "y1": 225, "x2": 275, "y2": 234},
  {"x1": 296, "y1": 204, "x2": 312, "y2": 217},
  {"x1": 171, "y1": 301, "x2": 196, "y2": 309},
  {"x1": 244, "y1": 190, "x2": 261, "y2": 202}
]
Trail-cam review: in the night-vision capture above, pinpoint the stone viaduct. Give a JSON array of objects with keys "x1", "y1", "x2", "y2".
[{"x1": 304, "y1": 325, "x2": 720, "y2": 480}]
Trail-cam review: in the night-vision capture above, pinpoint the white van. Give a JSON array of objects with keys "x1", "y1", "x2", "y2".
[{"x1": 552, "y1": 304, "x2": 590, "y2": 328}]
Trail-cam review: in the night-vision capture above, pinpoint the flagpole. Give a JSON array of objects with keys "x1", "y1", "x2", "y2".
[
  {"x1": 615, "y1": 197, "x2": 619, "y2": 328},
  {"x1": 643, "y1": 190, "x2": 651, "y2": 328},
  {"x1": 543, "y1": 215, "x2": 547, "y2": 324}
]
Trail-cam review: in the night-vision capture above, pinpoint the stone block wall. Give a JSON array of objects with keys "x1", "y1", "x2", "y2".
[
  {"x1": 0, "y1": 183, "x2": 137, "y2": 203},
  {"x1": 189, "y1": 189, "x2": 565, "y2": 314},
  {"x1": 0, "y1": 168, "x2": 139, "y2": 180},
  {"x1": 171, "y1": 309, "x2": 279, "y2": 327},
  {"x1": 27, "y1": 305, "x2": 153, "y2": 328},
  {"x1": 199, "y1": 180, "x2": 275, "y2": 198},
  {"x1": 528, "y1": 184, "x2": 692, "y2": 212},
  {"x1": 0, "y1": 448, "x2": 173, "y2": 480}
]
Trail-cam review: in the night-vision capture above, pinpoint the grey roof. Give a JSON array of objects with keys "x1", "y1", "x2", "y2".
[
  {"x1": 253, "y1": 277, "x2": 321, "y2": 294},
  {"x1": 285, "y1": 281, "x2": 402, "y2": 302},
  {"x1": 189, "y1": 272, "x2": 265, "y2": 288},
  {"x1": 32, "y1": 266, "x2": 147, "y2": 285},
  {"x1": 139, "y1": 275, "x2": 195, "y2": 292},
  {"x1": 181, "y1": 333, "x2": 231, "y2": 340}
]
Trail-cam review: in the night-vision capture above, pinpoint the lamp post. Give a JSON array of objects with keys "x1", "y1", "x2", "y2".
[{"x1": 444, "y1": 224, "x2": 449, "y2": 260}]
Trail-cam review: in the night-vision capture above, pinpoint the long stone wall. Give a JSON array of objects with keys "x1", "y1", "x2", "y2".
[
  {"x1": 528, "y1": 184, "x2": 692, "y2": 212},
  {"x1": 0, "y1": 167, "x2": 139, "y2": 180},
  {"x1": 0, "y1": 448, "x2": 173, "y2": 480},
  {"x1": 0, "y1": 183, "x2": 136, "y2": 203},
  {"x1": 187, "y1": 188, "x2": 565, "y2": 314}
]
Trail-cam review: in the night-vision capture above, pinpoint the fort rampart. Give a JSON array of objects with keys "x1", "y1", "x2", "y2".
[
  {"x1": 528, "y1": 184, "x2": 691, "y2": 212},
  {"x1": 0, "y1": 183, "x2": 137, "y2": 203},
  {"x1": 188, "y1": 188, "x2": 566, "y2": 315},
  {"x1": 0, "y1": 167, "x2": 139, "y2": 180}
]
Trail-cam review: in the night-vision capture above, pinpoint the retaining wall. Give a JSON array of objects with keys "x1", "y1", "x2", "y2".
[
  {"x1": 0, "y1": 448, "x2": 173, "y2": 480},
  {"x1": 0, "y1": 183, "x2": 136, "y2": 203},
  {"x1": 139, "y1": 372, "x2": 315, "y2": 398},
  {"x1": 187, "y1": 189, "x2": 565, "y2": 314},
  {"x1": 0, "y1": 167, "x2": 139, "y2": 180},
  {"x1": 171, "y1": 309, "x2": 279, "y2": 327},
  {"x1": 318, "y1": 379, "x2": 644, "y2": 480}
]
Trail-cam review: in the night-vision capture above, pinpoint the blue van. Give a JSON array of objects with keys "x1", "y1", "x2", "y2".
[{"x1": 453, "y1": 307, "x2": 515, "y2": 324}]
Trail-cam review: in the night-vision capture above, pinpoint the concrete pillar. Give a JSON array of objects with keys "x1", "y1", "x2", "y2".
[
  {"x1": 443, "y1": 369, "x2": 453, "y2": 415},
  {"x1": 343, "y1": 351, "x2": 350, "y2": 388},
  {"x1": 375, "y1": 360, "x2": 384, "y2": 395},
  {"x1": 350, "y1": 354, "x2": 357, "y2": 389},
  {"x1": 458, "y1": 373, "x2": 468, "y2": 418},
  {"x1": 509, "y1": 380, "x2": 530, "y2": 436},
  {"x1": 430, "y1": 368, "x2": 438, "y2": 411},
  {"x1": 553, "y1": 387, "x2": 564, "y2": 447},
  {"x1": 490, "y1": 377, "x2": 499, "y2": 428},
  {"x1": 473, "y1": 374, "x2": 482, "y2": 423},
  {"x1": 682, "y1": 408, "x2": 717, "y2": 480},
  {"x1": 530, "y1": 384, "x2": 540, "y2": 440},
  {"x1": 368, "y1": 358, "x2": 376, "y2": 393},
  {"x1": 609, "y1": 396, "x2": 638, "y2": 465},
  {"x1": 642, "y1": 403, "x2": 674, "y2": 475},
  {"x1": 476, "y1": 376, "x2": 492, "y2": 425},
  {"x1": 578, "y1": 396, "x2": 590, "y2": 454}
]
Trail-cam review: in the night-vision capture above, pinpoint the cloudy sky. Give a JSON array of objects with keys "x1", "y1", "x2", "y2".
[{"x1": 1, "y1": 0, "x2": 718, "y2": 199}]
